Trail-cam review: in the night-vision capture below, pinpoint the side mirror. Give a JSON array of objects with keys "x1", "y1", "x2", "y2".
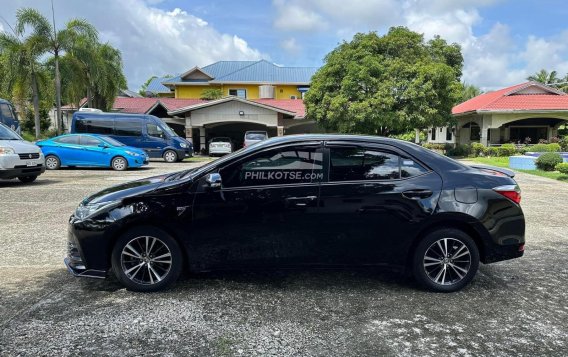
[
  {"x1": 98, "y1": 143, "x2": 109, "y2": 148},
  {"x1": 205, "y1": 173, "x2": 222, "y2": 188}
]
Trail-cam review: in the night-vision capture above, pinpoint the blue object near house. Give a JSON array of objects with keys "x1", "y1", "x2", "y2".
[{"x1": 509, "y1": 152, "x2": 568, "y2": 170}]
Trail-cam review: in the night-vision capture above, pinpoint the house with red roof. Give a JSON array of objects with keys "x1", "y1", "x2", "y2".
[{"x1": 428, "y1": 81, "x2": 568, "y2": 146}]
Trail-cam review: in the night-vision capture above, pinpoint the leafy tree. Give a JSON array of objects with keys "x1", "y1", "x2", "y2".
[
  {"x1": 460, "y1": 82, "x2": 482, "y2": 102},
  {"x1": 16, "y1": 7, "x2": 98, "y2": 134},
  {"x1": 200, "y1": 88, "x2": 223, "y2": 100},
  {"x1": 527, "y1": 69, "x2": 559, "y2": 85},
  {"x1": 139, "y1": 76, "x2": 157, "y2": 97},
  {"x1": 304, "y1": 27, "x2": 463, "y2": 136},
  {"x1": 0, "y1": 14, "x2": 51, "y2": 138}
]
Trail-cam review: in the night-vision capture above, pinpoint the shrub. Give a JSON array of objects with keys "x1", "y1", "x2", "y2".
[
  {"x1": 497, "y1": 143, "x2": 516, "y2": 156},
  {"x1": 559, "y1": 137, "x2": 568, "y2": 151},
  {"x1": 486, "y1": 146, "x2": 499, "y2": 157},
  {"x1": 530, "y1": 143, "x2": 561, "y2": 152},
  {"x1": 536, "y1": 152, "x2": 563, "y2": 171},
  {"x1": 471, "y1": 142, "x2": 486, "y2": 157},
  {"x1": 555, "y1": 162, "x2": 568, "y2": 174},
  {"x1": 446, "y1": 144, "x2": 471, "y2": 157},
  {"x1": 422, "y1": 143, "x2": 446, "y2": 151},
  {"x1": 21, "y1": 107, "x2": 51, "y2": 133}
]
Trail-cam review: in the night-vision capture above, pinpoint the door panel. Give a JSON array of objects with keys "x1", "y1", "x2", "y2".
[{"x1": 79, "y1": 136, "x2": 111, "y2": 166}]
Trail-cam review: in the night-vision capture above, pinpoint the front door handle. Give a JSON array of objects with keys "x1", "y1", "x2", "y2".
[
  {"x1": 402, "y1": 189, "x2": 433, "y2": 200},
  {"x1": 285, "y1": 195, "x2": 317, "y2": 207}
]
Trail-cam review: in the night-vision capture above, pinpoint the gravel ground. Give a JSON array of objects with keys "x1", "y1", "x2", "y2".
[{"x1": 0, "y1": 160, "x2": 567, "y2": 356}]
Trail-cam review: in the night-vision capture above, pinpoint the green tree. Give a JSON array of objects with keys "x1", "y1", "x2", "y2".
[
  {"x1": 200, "y1": 88, "x2": 223, "y2": 100},
  {"x1": 139, "y1": 76, "x2": 157, "y2": 97},
  {"x1": 460, "y1": 82, "x2": 482, "y2": 102},
  {"x1": 304, "y1": 27, "x2": 463, "y2": 136},
  {"x1": 16, "y1": 7, "x2": 98, "y2": 134},
  {"x1": 0, "y1": 15, "x2": 50, "y2": 138},
  {"x1": 527, "y1": 69, "x2": 559, "y2": 85}
]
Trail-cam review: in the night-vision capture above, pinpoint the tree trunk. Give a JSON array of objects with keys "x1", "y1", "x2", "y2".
[
  {"x1": 31, "y1": 72, "x2": 41, "y2": 139},
  {"x1": 55, "y1": 52, "x2": 62, "y2": 135},
  {"x1": 415, "y1": 128, "x2": 420, "y2": 143},
  {"x1": 87, "y1": 85, "x2": 92, "y2": 108}
]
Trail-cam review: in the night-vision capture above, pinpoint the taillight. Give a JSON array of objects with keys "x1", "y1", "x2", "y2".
[{"x1": 493, "y1": 185, "x2": 521, "y2": 204}]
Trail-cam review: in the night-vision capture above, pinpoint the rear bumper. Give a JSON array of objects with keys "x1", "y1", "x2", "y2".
[{"x1": 0, "y1": 165, "x2": 45, "y2": 179}]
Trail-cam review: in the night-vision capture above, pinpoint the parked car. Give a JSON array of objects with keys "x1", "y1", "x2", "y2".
[
  {"x1": 243, "y1": 130, "x2": 268, "y2": 148},
  {"x1": 71, "y1": 112, "x2": 193, "y2": 162},
  {"x1": 0, "y1": 122, "x2": 45, "y2": 183},
  {"x1": 65, "y1": 134, "x2": 525, "y2": 292},
  {"x1": 37, "y1": 134, "x2": 149, "y2": 171},
  {"x1": 0, "y1": 98, "x2": 21, "y2": 134},
  {"x1": 208, "y1": 137, "x2": 233, "y2": 156}
]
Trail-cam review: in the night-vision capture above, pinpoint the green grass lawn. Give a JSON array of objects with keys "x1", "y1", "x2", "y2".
[{"x1": 464, "y1": 157, "x2": 568, "y2": 182}]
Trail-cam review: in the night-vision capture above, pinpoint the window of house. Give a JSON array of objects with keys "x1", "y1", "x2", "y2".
[
  {"x1": 470, "y1": 124, "x2": 480, "y2": 141},
  {"x1": 431, "y1": 129, "x2": 436, "y2": 141},
  {"x1": 446, "y1": 127, "x2": 452, "y2": 141},
  {"x1": 220, "y1": 146, "x2": 324, "y2": 187},
  {"x1": 228, "y1": 89, "x2": 247, "y2": 98}
]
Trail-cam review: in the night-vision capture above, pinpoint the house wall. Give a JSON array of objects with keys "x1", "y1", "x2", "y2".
[
  {"x1": 427, "y1": 126, "x2": 455, "y2": 144},
  {"x1": 174, "y1": 84, "x2": 303, "y2": 99}
]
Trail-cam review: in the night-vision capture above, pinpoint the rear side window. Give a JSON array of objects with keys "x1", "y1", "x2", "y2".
[
  {"x1": 55, "y1": 135, "x2": 79, "y2": 144},
  {"x1": 75, "y1": 117, "x2": 113, "y2": 134},
  {"x1": 80, "y1": 136, "x2": 102, "y2": 146},
  {"x1": 220, "y1": 146, "x2": 324, "y2": 187},
  {"x1": 330, "y1": 147, "x2": 428, "y2": 181},
  {"x1": 115, "y1": 119, "x2": 143, "y2": 136}
]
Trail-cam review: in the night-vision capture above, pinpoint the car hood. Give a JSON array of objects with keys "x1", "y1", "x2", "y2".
[
  {"x1": 0, "y1": 139, "x2": 41, "y2": 153},
  {"x1": 82, "y1": 174, "x2": 169, "y2": 205}
]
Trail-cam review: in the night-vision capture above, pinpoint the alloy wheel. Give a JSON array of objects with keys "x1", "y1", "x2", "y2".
[
  {"x1": 120, "y1": 236, "x2": 172, "y2": 285},
  {"x1": 164, "y1": 150, "x2": 177, "y2": 163},
  {"x1": 112, "y1": 157, "x2": 127, "y2": 170},
  {"x1": 46, "y1": 156, "x2": 59, "y2": 169},
  {"x1": 423, "y1": 237, "x2": 471, "y2": 286}
]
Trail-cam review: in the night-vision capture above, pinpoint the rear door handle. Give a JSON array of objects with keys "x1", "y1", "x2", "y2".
[
  {"x1": 285, "y1": 195, "x2": 317, "y2": 207},
  {"x1": 402, "y1": 189, "x2": 433, "y2": 200}
]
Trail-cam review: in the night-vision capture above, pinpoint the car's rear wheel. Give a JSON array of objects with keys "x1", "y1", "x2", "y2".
[
  {"x1": 45, "y1": 155, "x2": 61, "y2": 170},
  {"x1": 111, "y1": 226, "x2": 182, "y2": 292},
  {"x1": 111, "y1": 156, "x2": 128, "y2": 171},
  {"x1": 18, "y1": 175, "x2": 37, "y2": 183},
  {"x1": 412, "y1": 228, "x2": 479, "y2": 292},
  {"x1": 163, "y1": 150, "x2": 177, "y2": 163}
]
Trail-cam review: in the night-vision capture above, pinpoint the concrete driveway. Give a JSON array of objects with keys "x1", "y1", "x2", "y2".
[{"x1": 0, "y1": 162, "x2": 566, "y2": 356}]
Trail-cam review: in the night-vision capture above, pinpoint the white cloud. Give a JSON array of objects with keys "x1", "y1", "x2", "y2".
[
  {"x1": 280, "y1": 37, "x2": 301, "y2": 54},
  {"x1": 0, "y1": 0, "x2": 266, "y2": 90},
  {"x1": 273, "y1": 0, "x2": 328, "y2": 31}
]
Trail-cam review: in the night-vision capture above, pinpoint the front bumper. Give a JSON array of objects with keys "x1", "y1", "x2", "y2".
[
  {"x1": 0, "y1": 164, "x2": 45, "y2": 179},
  {"x1": 65, "y1": 224, "x2": 107, "y2": 279},
  {"x1": 176, "y1": 148, "x2": 193, "y2": 158}
]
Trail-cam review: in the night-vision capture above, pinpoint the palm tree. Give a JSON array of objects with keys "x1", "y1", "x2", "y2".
[
  {"x1": 0, "y1": 18, "x2": 49, "y2": 139},
  {"x1": 527, "y1": 69, "x2": 559, "y2": 85},
  {"x1": 460, "y1": 82, "x2": 482, "y2": 102},
  {"x1": 16, "y1": 7, "x2": 98, "y2": 134}
]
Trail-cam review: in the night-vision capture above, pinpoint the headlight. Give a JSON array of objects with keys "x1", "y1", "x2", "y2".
[
  {"x1": 75, "y1": 201, "x2": 120, "y2": 220},
  {"x1": 179, "y1": 142, "x2": 188, "y2": 148},
  {"x1": 0, "y1": 147, "x2": 15, "y2": 155},
  {"x1": 125, "y1": 150, "x2": 140, "y2": 156}
]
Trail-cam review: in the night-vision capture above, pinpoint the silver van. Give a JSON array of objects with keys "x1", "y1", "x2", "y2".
[{"x1": 0, "y1": 123, "x2": 45, "y2": 183}]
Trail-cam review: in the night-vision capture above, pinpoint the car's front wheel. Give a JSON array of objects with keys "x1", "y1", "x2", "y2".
[
  {"x1": 111, "y1": 156, "x2": 128, "y2": 171},
  {"x1": 163, "y1": 150, "x2": 177, "y2": 163},
  {"x1": 45, "y1": 155, "x2": 61, "y2": 170},
  {"x1": 111, "y1": 226, "x2": 183, "y2": 292},
  {"x1": 412, "y1": 228, "x2": 479, "y2": 292}
]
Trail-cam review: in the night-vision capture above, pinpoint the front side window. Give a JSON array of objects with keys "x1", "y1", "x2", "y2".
[
  {"x1": 147, "y1": 123, "x2": 165, "y2": 139},
  {"x1": 80, "y1": 136, "x2": 102, "y2": 146},
  {"x1": 0, "y1": 104, "x2": 15, "y2": 119},
  {"x1": 55, "y1": 135, "x2": 79, "y2": 144},
  {"x1": 330, "y1": 147, "x2": 400, "y2": 181},
  {"x1": 220, "y1": 146, "x2": 324, "y2": 188},
  {"x1": 228, "y1": 89, "x2": 247, "y2": 98}
]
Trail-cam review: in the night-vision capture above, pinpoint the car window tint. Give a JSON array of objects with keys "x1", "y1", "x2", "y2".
[
  {"x1": 0, "y1": 104, "x2": 14, "y2": 119},
  {"x1": 221, "y1": 146, "x2": 324, "y2": 187},
  {"x1": 54, "y1": 135, "x2": 79, "y2": 144},
  {"x1": 115, "y1": 119, "x2": 142, "y2": 136},
  {"x1": 80, "y1": 136, "x2": 102, "y2": 146},
  {"x1": 147, "y1": 123, "x2": 165, "y2": 138},
  {"x1": 87, "y1": 118, "x2": 114, "y2": 134},
  {"x1": 330, "y1": 147, "x2": 400, "y2": 181},
  {"x1": 401, "y1": 158, "x2": 429, "y2": 178}
]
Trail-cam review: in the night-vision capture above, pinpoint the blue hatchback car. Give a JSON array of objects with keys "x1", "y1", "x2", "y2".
[{"x1": 37, "y1": 134, "x2": 149, "y2": 171}]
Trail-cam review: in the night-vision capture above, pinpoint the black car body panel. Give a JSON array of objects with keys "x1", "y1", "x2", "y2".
[{"x1": 66, "y1": 135, "x2": 525, "y2": 278}]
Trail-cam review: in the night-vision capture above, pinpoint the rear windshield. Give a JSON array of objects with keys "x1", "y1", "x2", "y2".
[
  {"x1": 211, "y1": 137, "x2": 231, "y2": 142},
  {"x1": 245, "y1": 132, "x2": 267, "y2": 140},
  {"x1": 0, "y1": 124, "x2": 21, "y2": 140}
]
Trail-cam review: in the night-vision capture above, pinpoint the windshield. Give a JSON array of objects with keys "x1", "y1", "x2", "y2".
[
  {"x1": 246, "y1": 132, "x2": 267, "y2": 140},
  {"x1": 0, "y1": 124, "x2": 22, "y2": 140},
  {"x1": 100, "y1": 136, "x2": 125, "y2": 146},
  {"x1": 160, "y1": 123, "x2": 177, "y2": 137}
]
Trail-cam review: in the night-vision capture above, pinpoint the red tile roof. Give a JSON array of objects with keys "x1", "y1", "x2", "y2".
[
  {"x1": 159, "y1": 98, "x2": 206, "y2": 111},
  {"x1": 452, "y1": 81, "x2": 568, "y2": 115},
  {"x1": 253, "y1": 99, "x2": 306, "y2": 118},
  {"x1": 112, "y1": 97, "x2": 158, "y2": 113}
]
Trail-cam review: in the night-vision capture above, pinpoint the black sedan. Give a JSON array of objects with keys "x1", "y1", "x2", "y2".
[{"x1": 65, "y1": 135, "x2": 525, "y2": 292}]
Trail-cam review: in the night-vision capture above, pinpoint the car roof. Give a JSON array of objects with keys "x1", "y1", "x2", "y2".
[
  {"x1": 0, "y1": 98, "x2": 12, "y2": 104},
  {"x1": 72, "y1": 112, "x2": 152, "y2": 119}
]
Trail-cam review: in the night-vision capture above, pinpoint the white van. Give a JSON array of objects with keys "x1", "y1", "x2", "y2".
[{"x1": 0, "y1": 123, "x2": 45, "y2": 183}]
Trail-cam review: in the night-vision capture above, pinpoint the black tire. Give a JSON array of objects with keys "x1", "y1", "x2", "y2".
[
  {"x1": 45, "y1": 155, "x2": 61, "y2": 170},
  {"x1": 163, "y1": 150, "x2": 177, "y2": 163},
  {"x1": 111, "y1": 156, "x2": 128, "y2": 171},
  {"x1": 412, "y1": 228, "x2": 479, "y2": 292},
  {"x1": 111, "y1": 226, "x2": 183, "y2": 292},
  {"x1": 18, "y1": 175, "x2": 38, "y2": 183}
]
